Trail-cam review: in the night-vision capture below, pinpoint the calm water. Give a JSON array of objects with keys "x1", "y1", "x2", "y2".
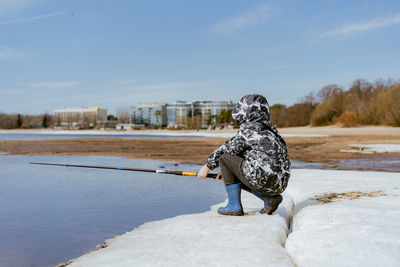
[
  {"x1": 0, "y1": 155, "x2": 225, "y2": 267},
  {"x1": 0, "y1": 132, "x2": 205, "y2": 141},
  {"x1": 291, "y1": 157, "x2": 400, "y2": 172}
]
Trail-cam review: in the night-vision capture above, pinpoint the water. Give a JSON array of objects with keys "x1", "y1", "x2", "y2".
[
  {"x1": 0, "y1": 155, "x2": 225, "y2": 267},
  {"x1": 291, "y1": 157, "x2": 400, "y2": 172},
  {"x1": 0, "y1": 132, "x2": 206, "y2": 141}
]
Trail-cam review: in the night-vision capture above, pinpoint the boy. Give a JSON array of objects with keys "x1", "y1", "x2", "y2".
[{"x1": 198, "y1": 94, "x2": 291, "y2": 215}]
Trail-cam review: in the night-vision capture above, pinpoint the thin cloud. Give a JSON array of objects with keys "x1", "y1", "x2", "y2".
[
  {"x1": 212, "y1": 3, "x2": 270, "y2": 35},
  {"x1": 320, "y1": 12, "x2": 400, "y2": 38},
  {"x1": 27, "y1": 81, "x2": 83, "y2": 88},
  {"x1": 41, "y1": 81, "x2": 206, "y2": 107},
  {"x1": 0, "y1": 11, "x2": 66, "y2": 25},
  {"x1": 268, "y1": 65, "x2": 290, "y2": 71},
  {"x1": 0, "y1": 46, "x2": 23, "y2": 59},
  {"x1": 0, "y1": 0, "x2": 35, "y2": 16},
  {"x1": 117, "y1": 79, "x2": 136, "y2": 85},
  {"x1": 123, "y1": 82, "x2": 204, "y2": 92}
]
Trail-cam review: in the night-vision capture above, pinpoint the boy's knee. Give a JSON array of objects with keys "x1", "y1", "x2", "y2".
[{"x1": 219, "y1": 153, "x2": 231, "y2": 165}]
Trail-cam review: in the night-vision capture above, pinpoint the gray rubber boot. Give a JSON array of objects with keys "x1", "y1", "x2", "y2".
[
  {"x1": 246, "y1": 188, "x2": 282, "y2": 215},
  {"x1": 218, "y1": 184, "x2": 244, "y2": 216}
]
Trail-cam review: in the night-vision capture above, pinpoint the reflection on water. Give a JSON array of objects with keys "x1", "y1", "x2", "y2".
[{"x1": 0, "y1": 155, "x2": 225, "y2": 267}]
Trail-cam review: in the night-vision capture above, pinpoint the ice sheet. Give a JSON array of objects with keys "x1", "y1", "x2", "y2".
[
  {"x1": 0, "y1": 129, "x2": 328, "y2": 139},
  {"x1": 340, "y1": 144, "x2": 400, "y2": 153},
  {"x1": 66, "y1": 169, "x2": 400, "y2": 267}
]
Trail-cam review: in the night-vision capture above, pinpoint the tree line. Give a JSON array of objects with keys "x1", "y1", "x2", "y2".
[
  {"x1": 269, "y1": 79, "x2": 400, "y2": 127},
  {"x1": 0, "y1": 113, "x2": 52, "y2": 129}
]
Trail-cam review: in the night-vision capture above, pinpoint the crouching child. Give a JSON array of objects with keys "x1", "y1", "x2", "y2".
[{"x1": 197, "y1": 94, "x2": 291, "y2": 215}]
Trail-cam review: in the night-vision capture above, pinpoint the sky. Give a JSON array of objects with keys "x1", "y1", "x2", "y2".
[{"x1": 0, "y1": 0, "x2": 399, "y2": 115}]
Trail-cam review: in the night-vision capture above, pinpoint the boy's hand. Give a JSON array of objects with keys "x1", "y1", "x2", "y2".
[
  {"x1": 197, "y1": 165, "x2": 210, "y2": 179},
  {"x1": 216, "y1": 172, "x2": 223, "y2": 181}
]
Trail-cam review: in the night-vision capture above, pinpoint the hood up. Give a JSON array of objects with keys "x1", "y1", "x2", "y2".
[{"x1": 232, "y1": 94, "x2": 270, "y2": 125}]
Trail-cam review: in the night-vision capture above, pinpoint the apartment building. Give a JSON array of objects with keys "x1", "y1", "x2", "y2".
[
  {"x1": 54, "y1": 106, "x2": 107, "y2": 129},
  {"x1": 166, "y1": 101, "x2": 193, "y2": 128},
  {"x1": 196, "y1": 101, "x2": 234, "y2": 128},
  {"x1": 132, "y1": 101, "x2": 234, "y2": 129},
  {"x1": 130, "y1": 103, "x2": 167, "y2": 127}
]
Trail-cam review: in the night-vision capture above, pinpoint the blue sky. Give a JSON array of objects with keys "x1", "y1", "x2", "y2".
[{"x1": 1, "y1": 0, "x2": 399, "y2": 115}]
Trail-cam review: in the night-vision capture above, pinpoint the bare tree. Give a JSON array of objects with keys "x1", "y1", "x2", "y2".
[{"x1": 116, "y1": 107, "x2": 130, "y2": 123}]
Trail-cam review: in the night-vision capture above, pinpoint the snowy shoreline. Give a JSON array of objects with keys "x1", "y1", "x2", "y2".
[
  {"x1": 340, "y1": 144, "x2": 400, "y2": 154},
  {"x1": 0, "y1": 129, "x2": 328, "y2": 139},
  {"x1": 62, "y1": 169, "x2": 400, "y2": 267}
]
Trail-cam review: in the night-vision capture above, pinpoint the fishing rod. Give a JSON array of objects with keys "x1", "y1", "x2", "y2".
[{"x1": 29, "y1": 162, "x2": 220, "y2": 179}]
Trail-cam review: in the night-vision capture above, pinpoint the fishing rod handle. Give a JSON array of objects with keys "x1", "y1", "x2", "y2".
[
  {"x1": 165, "y1": 170, "x2": 219, "y2": 179},
  {"x1": 206, "y1": 173, "x2": 219, "y2": 178},
  {"x1": 181, "y1": 171, "x2": 219, "y2": 179}
]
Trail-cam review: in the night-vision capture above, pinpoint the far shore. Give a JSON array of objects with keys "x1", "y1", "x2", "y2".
[
  {"x1": 1, "y1": 125, "x2": 400, "y2": 136},
  {"x1": 1, "y1": 126, "x2": 400, "y2": 172},
  {"x1": 0, "y1": 128, "x2": 237, "y2": 134}
]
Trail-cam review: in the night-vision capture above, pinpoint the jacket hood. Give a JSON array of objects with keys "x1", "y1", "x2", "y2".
[{"x1": 232, "y1": 94, "x2": 270, "y2": 125}]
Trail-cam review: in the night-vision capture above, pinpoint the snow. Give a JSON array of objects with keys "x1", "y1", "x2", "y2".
[
  {"x1": 0, "y1": 129, "x2": 328, "y2": 139},
  {"x1": 66, "y1": 169, "x2": 400, "y2": 267},
  {"x1": 340, "y1": 144, "x2": 400, "y2": 153},
  {"x1": 285, "y1": 169, "x2": 400, "y2": 267},
  {"x1": 281, "y1": 134, "x2": 329, "y2": 138},
  {"x1": 67, "y1": 192, "x2": 295, "y2": 267}
]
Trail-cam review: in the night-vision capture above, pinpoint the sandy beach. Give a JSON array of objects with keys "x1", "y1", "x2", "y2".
[{"x1": 1, "y1": 126, "x2": 400, "y2": 172}]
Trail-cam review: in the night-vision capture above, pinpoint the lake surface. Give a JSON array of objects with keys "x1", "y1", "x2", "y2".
[
  {"x1": 0, "y1": 155, "x2": 225, "y2": 267},
  {"x1": 291, "y1": 157, "x2": 400, "y2": 172}
]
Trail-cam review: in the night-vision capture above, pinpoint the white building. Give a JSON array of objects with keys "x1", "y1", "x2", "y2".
[
  {"x1": 196, "y1": 101, "x2": 234, "y2": 128},
  {"x1": 168, "y1": 101, "x2": 234, "y2": 128},
  {"x1": 130, "y1": 103, "x2": 167, "y2": 128},
  {"x1": 166, "y1": 101, "x2": 193, "y2": 128},
  {"x1": 54, "y1": 106, "x2": 107, "y2": 129},
  {"x1": 132, "y1": 101, "x2": 234, "y2": 129}
]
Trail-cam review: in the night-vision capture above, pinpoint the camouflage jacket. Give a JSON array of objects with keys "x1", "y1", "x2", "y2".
[{"x1": 206, "y1": 94, "x2": 291, "y2": 195}]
